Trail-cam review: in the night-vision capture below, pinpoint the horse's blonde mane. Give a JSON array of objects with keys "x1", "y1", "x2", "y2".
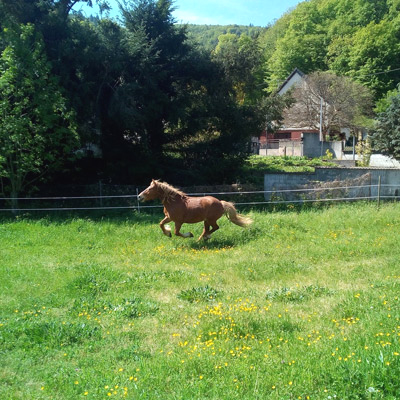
[{"x1": 155, "y1": 180, "x2": 187, "y2": 202}]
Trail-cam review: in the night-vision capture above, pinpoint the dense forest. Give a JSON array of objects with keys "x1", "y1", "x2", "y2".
[
  {"x1": 259, "y1": 0, "x2": 400, "y2": 98},
  {"x1": 1, "y1": 0, "x2": 400, "y2": 200},
  {"x1": 187, "y1": 0, "x2": 400, "y2": 101}
]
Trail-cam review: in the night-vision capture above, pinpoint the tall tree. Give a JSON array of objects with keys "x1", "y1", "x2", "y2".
[
  {"x1": 213, "y1": 33, "x2": 264, "y2": 104},
  {"x1": 0, "y1": 24, "x2": 78, "y2": 206},
  {"x1": 284, "y1": 71, "x2": 373, "y2": 136},
  {"x1": 371, "y1": 88, "x2": 400, "y2": 160},
  {"x1": 328, "y1": 18, "x2": 400, "y2": 98},
  {"x1": 117, "y1": 0, "x2": 193, "y2": 161},
  {"x1": 0, "y1": 0, "x2": 110, "y2": 24},
  {"x1": 265, "y1": 1, "x2": 327, "y2": 91}
]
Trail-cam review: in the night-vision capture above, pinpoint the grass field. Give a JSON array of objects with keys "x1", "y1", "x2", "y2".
[{"x1": 1, "y1": 202, "x2": 400, "y2": 399}]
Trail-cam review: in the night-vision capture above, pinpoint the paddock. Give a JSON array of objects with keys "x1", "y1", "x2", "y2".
[{"x1": 1, "y1": 203, "x2": 400, "y2": 398}]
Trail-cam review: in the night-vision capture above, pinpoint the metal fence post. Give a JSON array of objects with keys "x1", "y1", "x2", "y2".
[
  {"x1": 377, "y1": 176, "x2": 381, "y2": 208},
  {"x1": 99, "y1": 180, "x2": 103, "y2": 207},
  {"x1": 136, "y1": 187, "x2": 140, "y2": 213}
]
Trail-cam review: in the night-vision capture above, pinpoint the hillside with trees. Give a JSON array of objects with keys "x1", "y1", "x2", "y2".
[
  {"x1": 260, "y1": 0, "x2": 400, "y2": 100},
  {"x1": 182, "y1": 24, "x2": 266, "y2": 52}
]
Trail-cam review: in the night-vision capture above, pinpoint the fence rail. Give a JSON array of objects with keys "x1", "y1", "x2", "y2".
[{"x1": 1, "y1": 183, "x2": 399, "y2": 212}]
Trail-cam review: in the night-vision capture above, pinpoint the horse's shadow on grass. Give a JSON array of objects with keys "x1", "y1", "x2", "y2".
[
  {"x1": 182, "y1": 224, "x2": 263, "y2": 250},
  {"x1": 188, "y1": 237, "x2": 237, "y2": 250},
  {"x1": 1, "y1": 211, "x2": 263, "y2": 250}
]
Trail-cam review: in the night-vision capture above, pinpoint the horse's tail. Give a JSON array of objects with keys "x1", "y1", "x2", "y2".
[{"x1": 221, "y1": 201, "x2": 253, "y2": 228}]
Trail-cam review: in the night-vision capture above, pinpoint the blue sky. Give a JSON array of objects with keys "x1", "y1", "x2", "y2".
[{"x1": 74, "y1": 0, "x2": 303, "y2": 27}]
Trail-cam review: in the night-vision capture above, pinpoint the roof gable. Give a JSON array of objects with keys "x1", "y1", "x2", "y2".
[{"x1": 277, "y1": 68, "x2": 305, "y2": 95}]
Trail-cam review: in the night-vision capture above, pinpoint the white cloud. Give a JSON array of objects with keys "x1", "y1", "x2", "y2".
[
  {"x1": 173, "y1": 9, "x2": 221, "y2": 25},
  {"x1": 172, "y1": 0, "x2": 261, "y2": 26}
]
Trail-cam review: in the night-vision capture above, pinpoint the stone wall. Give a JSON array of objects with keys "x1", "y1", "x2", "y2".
[{"x1": 264, "y1": 167, "x2": 400, "y2": 202}]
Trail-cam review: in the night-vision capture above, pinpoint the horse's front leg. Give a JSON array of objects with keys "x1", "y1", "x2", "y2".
[
  {"x1": 160, "y1": 216, "x2": 172, "y2": 237},
  {"x1": 174, "y1": 221, "x2": 193, "y2": 238}
]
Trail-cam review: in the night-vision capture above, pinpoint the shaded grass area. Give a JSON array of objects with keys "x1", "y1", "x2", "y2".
[{"x1": 1, "y1": 203, "x2": 400, "y2": 399}]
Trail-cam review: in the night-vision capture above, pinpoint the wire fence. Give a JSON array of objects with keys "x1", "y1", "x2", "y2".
[{"x1": 0, "y1": 182, "x2": 399, "y2": 213}]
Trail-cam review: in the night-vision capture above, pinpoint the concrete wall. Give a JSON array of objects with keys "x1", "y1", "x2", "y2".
[
  {"x1": 260, "y1": 140, "x2": 303, "y2": 157},
  {"x1": 302, "y1": 132, "x2": 343, "y2": 159},
  {"x1": 264, "y1": 167, "x2": 400, "y2": 202},
  {"x1": 258, "y1": 132, "x2": 344, "y2": 159}
]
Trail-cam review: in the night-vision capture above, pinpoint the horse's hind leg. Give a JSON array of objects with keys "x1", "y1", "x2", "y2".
[
  {"x1": 174, "y1": 221, "x2": 194, "y2": 238},
  {"x1": 198, "y1": 221, "x2": 211, "y2": 241},
  {"x1": 199, "y1": 220, "x2": 219, "y2": 240},
  {"x1": 207, "y1": 221, "x2": 219, "y2": 237}
]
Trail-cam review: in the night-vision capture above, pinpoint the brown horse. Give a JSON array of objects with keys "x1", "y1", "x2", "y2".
[{"x1": 137, "y1": 179, "x2": 252, "y2": 240}]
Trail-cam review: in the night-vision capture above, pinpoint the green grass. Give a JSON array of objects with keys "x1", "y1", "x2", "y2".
[
  {"x1": 245, "y1": 155, "x2": 336, "y2": 172},
  {"x1": 1, "y1": 203, "x2": 400, "y2": 399}
]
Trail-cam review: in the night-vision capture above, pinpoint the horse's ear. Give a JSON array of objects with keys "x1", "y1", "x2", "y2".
[{"x1": 151, "y1": 179, "x2": 157, "y2": 186}]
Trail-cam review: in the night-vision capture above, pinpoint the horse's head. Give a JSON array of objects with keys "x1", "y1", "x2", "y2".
[{"x1": 137, "y1": 179, "x2": 160, "y2": 202}]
